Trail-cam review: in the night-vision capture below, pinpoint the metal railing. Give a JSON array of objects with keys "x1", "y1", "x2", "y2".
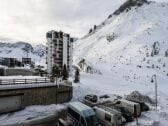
[{"x1": 0, "y1": 78, "x2": 51, "y2": 85}]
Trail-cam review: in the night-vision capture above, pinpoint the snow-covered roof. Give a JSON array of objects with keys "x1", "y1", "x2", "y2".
[{"x1": 68, "y1": 102, "x2": 95, "y2": 117}]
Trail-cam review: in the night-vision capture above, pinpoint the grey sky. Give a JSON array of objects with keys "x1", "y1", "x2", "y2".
[{"x1": 0, "y1": 0, "x2": 166, "y2": 44}]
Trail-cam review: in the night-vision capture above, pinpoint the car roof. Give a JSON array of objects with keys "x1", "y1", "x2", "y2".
[
  {"x1": 68, "y1": 102, "x2": 95, "y2": 117},
  {"x1": 95, "y1": 105, "x2": 121, "y2": 115},
  {"x1": 119, "y1": 99, "x2": 139, "y2": 105}
]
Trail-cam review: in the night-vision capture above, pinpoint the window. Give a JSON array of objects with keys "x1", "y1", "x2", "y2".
[
  {"x1": 54, "y1": 32, "x2": 58, "y2": 38},
  {"x1": 53, "y1": 40, "x2": 57, "y2": 43},
  {"x1": 59, "y1": 40, "x2": 63, "y2": 44},
  {"x1": 46, "y1": 33, "x2": 52, "y2": 38},
  {"x1": 59, "y1": 32, "x2": 63, "y2": 38},
  {"x1": 105, "y1": 113, "x2": 111, "y2": 122},
  {"x1": 85, "y1": 115, "x2": 99, "y2": 126},
  {"x1": 68, "y1": 108, "x2": 80, "y2": 121}
]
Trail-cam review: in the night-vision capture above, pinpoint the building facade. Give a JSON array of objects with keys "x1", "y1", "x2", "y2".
[
  {"x1": 0, "y1": 57, "x2": 22, "y2": 68},
  {"x1": 46, "y1": 30, "x2": 73, "y2": 75}
]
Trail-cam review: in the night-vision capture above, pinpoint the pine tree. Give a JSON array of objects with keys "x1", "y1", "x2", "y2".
[
  {"x1": 108, "y1": 14, "x2": 112, "y2": 19},
  {"x1": 52, "y1": 65, "x2": 61, "y2": 84},
  {"x1": 89, "y1": 28, "x2": 93, "y2": 33},
  {"x1": 151, "y1": 50, "x2": 154, "y2": 57},
  {"x1": 165, "y1": 50, "x2": 168, "y2": 57},
  {"x1": 93, "y1": 25, "x2": 97, "y2": 30},
  {"x1": 74, "y1": 69, "x2": 80, "y2": 83},
  {"x1": 62, "y1": 64, "x2": 68, "y2": 80}
]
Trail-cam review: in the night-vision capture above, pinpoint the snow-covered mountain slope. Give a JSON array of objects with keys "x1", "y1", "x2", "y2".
[
  {"x1": 0, "y1": 42, "x2": 46, "y2": 67},
  {"x1": 73, "y1": 0, "x2": 168, "y2": 85}
]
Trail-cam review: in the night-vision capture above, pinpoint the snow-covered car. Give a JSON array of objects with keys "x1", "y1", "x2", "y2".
[
  {"x1": 126, "y1": 99, "x2": 149, "y2": 112},
  {"x1": 84, "y1": 94, "x2": 98, "y2": 103},
  {"x1": 114, "y1": 99, "x2": 141, "y2": 117},
  {"x1": 111, "y1": 106, "x2": 134, "y2": 122},
  {"x1": 93, "y1": 105, "x2": 122, "y2": 126}
]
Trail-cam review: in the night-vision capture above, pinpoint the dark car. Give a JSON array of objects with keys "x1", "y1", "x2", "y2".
[{"x1": 84, "y1": 94, "x2": 98, "y2": 103}]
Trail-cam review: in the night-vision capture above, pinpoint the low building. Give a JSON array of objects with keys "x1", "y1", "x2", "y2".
[
  {"x1": 22, "y1": 58, "x2": 32, "y2": 65},
  {"x1": 0, "y1": 57, "x2": 35, "y2": 68},
  {"x1": 0, "y1": 58, "x2": 22, "y2": 68}
]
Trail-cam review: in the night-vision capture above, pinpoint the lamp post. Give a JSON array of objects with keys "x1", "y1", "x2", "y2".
[{"x1": 151, "y1": 74, "x2": 157, "y2": 108}]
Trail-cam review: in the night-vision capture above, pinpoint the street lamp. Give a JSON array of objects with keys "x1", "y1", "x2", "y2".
[{"x1": 151, "y1": 74, "x2": 157, "y2": 108}]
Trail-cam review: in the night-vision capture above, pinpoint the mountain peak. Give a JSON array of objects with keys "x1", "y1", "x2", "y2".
[
  {"x1": 113, "y1": 0, "x2": 150, "y2": 15},
  {"x1": 0, "y1": 41, "x2": 46, "y2": 58},
  {"x1": 83, "y1": 0, "x2": 152, "y2": 39}
]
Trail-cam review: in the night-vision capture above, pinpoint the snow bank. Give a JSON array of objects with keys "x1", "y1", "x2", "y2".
[{"x1": 0, "y1": 104, "x2": 66, "y2": 126}]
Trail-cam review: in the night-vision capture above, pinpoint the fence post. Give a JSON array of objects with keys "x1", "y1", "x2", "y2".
[
  {"x1": 45, "y1": 78, "x2": 46, "y2": 83},
  {"x1": 0, "y1": 79, "x2": 1, "y2": 85},
  {"x1": 25, "y1": 79, "x2": 26, "y2": 84},
  {"x1": 36, "y1": 78, "x2": 37, "y2": 83}
]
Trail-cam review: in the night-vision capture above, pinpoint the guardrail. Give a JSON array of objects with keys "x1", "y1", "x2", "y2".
[{"x1": 0, "y1": 78, "x2": 51, "y2": 85}]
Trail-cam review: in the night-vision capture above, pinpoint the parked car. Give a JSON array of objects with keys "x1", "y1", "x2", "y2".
[
  {"x1": 111, "y1": 106, "x2": 134, "y2": 122},
  {"x1": 126, "y1": 99, "x2": 150, "y2": 111},
  {"x1": 84, "y1": 94, "x2": 98, "y2": 103},
  {"x1": 93, "y1": 105, "x2": 122, "y2": 126},
  {"x1": 114, "y1": 99, "x2": 141, "y2": 117},
  {"x1": 67, "y1": 102, "x2": 100, "y2": 126}
]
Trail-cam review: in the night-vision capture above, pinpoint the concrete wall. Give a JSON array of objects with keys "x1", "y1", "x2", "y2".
[
  {"x1": 0, "y1": 84, "x2": 72, "y2": 113},
  {"x1": 0, "y1": 94, "x2": 23, "y2": 113}
]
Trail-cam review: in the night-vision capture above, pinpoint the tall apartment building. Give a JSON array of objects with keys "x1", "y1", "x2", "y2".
[{"x1": 46, "y1": 30, "x2": 73, "y2": 75}]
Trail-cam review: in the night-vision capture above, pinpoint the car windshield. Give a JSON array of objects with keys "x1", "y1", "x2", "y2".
[{"x1": 85, "y1": 115, "x2": 99, "y2": 126}]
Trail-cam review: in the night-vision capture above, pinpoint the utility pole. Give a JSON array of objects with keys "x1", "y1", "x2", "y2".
[
  {"x1": 134, "y1": 105, "x2": 139, "y2": 126},
  {"x1": 151, "y1": 74, "x2": 157, "y2": 108}
]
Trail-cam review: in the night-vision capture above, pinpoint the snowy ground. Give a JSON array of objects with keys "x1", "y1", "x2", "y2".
[
  {"x1": 73, "y1": 73, "x2": 168, "y2": 126},
  {"x1": 0, "y1": 104, "x2": 65, "y2": 126}
]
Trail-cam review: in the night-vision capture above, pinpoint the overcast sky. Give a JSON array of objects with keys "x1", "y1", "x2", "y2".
[{"x1": 0, "y1": 0, "x2": 166, "y2": 44}]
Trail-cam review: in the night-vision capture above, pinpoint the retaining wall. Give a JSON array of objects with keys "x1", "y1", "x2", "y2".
[{"x1": 0, "y1": 83, "x2": 72, "y2": 114}]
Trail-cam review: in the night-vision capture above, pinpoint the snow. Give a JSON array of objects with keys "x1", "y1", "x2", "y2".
[
  {"x1": 0, "y1": 76, "x2": 45, "y2": 80},
  {"x1": 0, "y1": 104, "x2": 66, "y2": 126},
  {"x1": 0, "y1": 83, "x2": 57, "y2": 91}
]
